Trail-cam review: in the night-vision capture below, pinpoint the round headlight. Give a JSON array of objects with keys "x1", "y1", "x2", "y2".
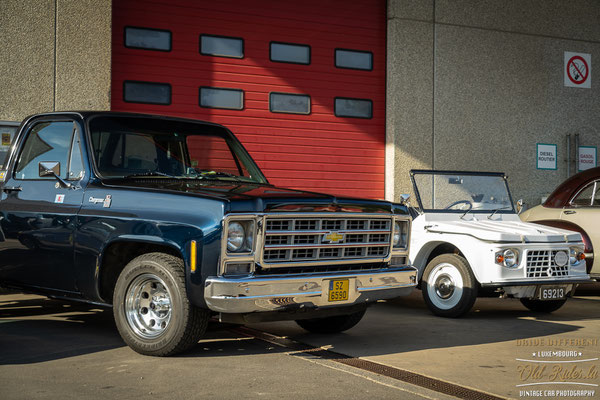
[
  {"x1": 393, "y1": 222, "x2": 401, "y2": 247},
  {"x1": 503, "y1": 249, "x2": 518, "y2": 268},
  {"x1": 227, "y1": 222, "x2": 245, "y2": 252}
]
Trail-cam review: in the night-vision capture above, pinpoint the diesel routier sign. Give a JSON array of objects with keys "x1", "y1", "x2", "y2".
[{"x1": 537, "y1": 143, "x2": 557, "y2": 170}]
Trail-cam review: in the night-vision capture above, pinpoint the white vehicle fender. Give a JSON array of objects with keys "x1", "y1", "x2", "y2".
[{"x1": 411, "y1": 236, "x2": 482, "y2": 283}]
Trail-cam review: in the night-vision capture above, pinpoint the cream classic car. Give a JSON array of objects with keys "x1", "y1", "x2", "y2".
[
  {"x1": 408, "y1": 170, "x2": 591, "y2": 317},
  {"x1": 520, "y1": 166, "x2": 600, "y2": 281}
]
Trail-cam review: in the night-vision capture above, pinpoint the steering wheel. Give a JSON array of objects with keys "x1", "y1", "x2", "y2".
[{"x1": 444, "y1": 200, "x2": 473, "y2": 211}]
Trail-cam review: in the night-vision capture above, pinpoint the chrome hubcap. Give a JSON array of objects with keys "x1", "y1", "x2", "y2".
[
  {"x1": 435, "y1": 274, "x2": 455, "y2": 299},
  {"x1": 426, "y1": 262, "x2": 464, "y2": 310},
  {"x1": 125, "y1": 274, "x2": 172, "y2": 339}
]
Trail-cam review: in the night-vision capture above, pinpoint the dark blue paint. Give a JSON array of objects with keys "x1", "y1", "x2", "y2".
[{"x1": 0, "y1": 112, "x2": 409, "y2": 307}]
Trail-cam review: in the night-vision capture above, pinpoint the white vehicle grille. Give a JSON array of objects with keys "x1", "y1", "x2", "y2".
[
  {"x1": 526, "y1": 250, "x2": 569, "y2": 278},
  {"x1": 262, "y1": 216, "x2": 393, "y2": 265}
]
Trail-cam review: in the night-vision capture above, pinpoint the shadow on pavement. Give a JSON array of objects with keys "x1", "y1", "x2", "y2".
[
  {"x1": 2, "y1": 289, "x2": 599, "y2": 365},
  {"x1": 0, "y1": 294, "x2": 286, "y2": 365},
  {"x1": 248, "y1": 290, "x2": 600, "y2": 358}
]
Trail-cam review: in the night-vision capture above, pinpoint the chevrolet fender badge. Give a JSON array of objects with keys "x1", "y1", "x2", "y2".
[
  {"x1": 55, "y1": 194, "x2": 65, "y2": 204},
  {"x1": 89, "y1": 195, "x2": 112, "y2": 208}
]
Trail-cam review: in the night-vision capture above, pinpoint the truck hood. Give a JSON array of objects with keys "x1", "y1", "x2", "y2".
[
  {"x1": 424, "y1": 219, "x2": 582, "y2": 243},
  {"x1": 102, "y1": 179, "x2": 398, "y2": 214}
]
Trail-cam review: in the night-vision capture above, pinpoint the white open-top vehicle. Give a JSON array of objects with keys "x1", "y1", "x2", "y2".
[{"x1": 408, "y1": 170, "x2": 591, "y2": 317}]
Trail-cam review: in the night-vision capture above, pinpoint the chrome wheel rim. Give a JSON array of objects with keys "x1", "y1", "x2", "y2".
[
  {"x1": 125, "y1": 273, "x2": 173, "y2": 339},
  {"x1": 426, "y1": 263, "x2": 464, "y2": 310}
]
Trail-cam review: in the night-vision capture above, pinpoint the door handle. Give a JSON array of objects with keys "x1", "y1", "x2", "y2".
[
  {"x1": 564, "y1": 210, "x2": 577, "y2": 215},
  {"x1": 2, "y1": 186, "x2": 22, "y2": 193}
]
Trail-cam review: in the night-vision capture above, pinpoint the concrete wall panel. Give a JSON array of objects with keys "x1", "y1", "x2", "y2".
[
  {"x1": 0, "y1": 0, "x2": 55, "y2": 121},
  {"x1": 55, "y1": 0, "x2": 112, "y2": 111},
  {"x1": 0, "y1": 0, "x2": 111, "y2": 122},
  {"x1": 434, "y1": 25, "x2": 600, "y2": 205},
  {"x1": 388, "y1": 0, "x2": 600, "y2": 207},
  {"x1": 387, "y1": 18, "x2": 434, "y2": 201},
  {"x1": 388, "y1": 0, "x2": 433, "y2": 22},
  {"x1": 436, "y1": 0, "x2": 600, "y2": 42}
]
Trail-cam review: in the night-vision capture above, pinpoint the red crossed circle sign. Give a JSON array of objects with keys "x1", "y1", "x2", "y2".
[{"x1": 567, "y1": 56, "x2": 589, "y2": 85}]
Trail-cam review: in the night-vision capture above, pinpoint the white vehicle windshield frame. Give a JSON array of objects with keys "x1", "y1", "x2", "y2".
[{"x1": 409, "y1": 170, "x2": 516, "y2": 214}]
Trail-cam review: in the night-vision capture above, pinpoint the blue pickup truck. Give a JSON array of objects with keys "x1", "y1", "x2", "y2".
[{"x1": 0, "y1": 112, "x2": 416, "y2": 356}]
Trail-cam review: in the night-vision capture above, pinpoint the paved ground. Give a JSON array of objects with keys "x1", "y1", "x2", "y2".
[
  {"x1": 0, "y1": 291, "x2": 450, "y2": 400},
  {"x1": 1, "y1": 288, "x2": 598, "y2": 400},
  {"x1": 251, "y1": 290, "x2": 600, "y2": 399}
]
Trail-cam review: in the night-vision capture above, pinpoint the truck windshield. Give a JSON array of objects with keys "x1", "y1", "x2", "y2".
[
  {"x1": 88, "y1": 116, "x2": 267, "y2": 183},
  {"x1": 411, "y1": 171, "x2": 515, "y2": 214}
]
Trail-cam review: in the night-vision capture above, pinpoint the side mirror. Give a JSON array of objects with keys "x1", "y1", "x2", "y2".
[
  {"x1": 516, "y1": 199, "x2": 524, "y2": 214},
  {"x1": 400, "y1": 193, "x2": 411, "y2": 207},
  {"x1": 38, "y1": 161, "x2": 76, "y2": 190},
  {"x1": 39, "y1": 161, "x2": 60, "y2": 177}
]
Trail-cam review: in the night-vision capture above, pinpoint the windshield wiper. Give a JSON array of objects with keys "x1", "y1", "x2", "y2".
[
  {"x1": 487, "y1": 206, "x2": 512, "y2": 219},
  {"x1": 188, "y1": 170, "x2": 243, "y2": 180},
  {"x1": 125, "y1": 171, "x2": 177, "y2": 179}
]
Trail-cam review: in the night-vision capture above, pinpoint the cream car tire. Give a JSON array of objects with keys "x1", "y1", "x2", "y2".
[
  {"x1": 422, "y1": 254, "x2": 478, "y2": 318},
  {"x1": 113, "y1": 252, "x2": 209, "y2": 356},
  {"x1": 295, "y1": 309, "x2": 366, "y2": 334}
]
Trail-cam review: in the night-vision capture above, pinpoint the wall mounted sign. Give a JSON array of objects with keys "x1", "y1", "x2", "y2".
[
  {"x1": 564, "y1": 52, "x2": 591, "y2": 88},
  {"x1": 1, "y1": 133, "x2": 10, "y2": 146},
  {"x1": 537, "y1": 143, "x2": 557, "y2": 170},
  {"x1": 578, "y1": 146, "x2": 597, "y2": 171}
]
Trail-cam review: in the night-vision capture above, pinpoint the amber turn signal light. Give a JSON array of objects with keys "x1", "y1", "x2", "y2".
[{"x1": 190, "y1": 240, "x2": 197, "y2": 272}]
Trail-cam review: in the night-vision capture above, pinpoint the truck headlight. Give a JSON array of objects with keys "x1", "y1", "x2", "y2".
[
  {"x1": 227, "y1": 220, "x2": 255, "y2": 253},
  {"x1": 569, "y1": 247, "x2": 585, "y2": 266},
  {"x1": 495, "y1": 249, "x2": 519, "y2": 268},
  {"x1": 393, "y1": 220, "x2": 409, "y2": 249}
]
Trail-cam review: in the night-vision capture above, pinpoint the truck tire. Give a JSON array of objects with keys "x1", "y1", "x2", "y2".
[
  {"x1": 520, "y1": 298, "x2": 567, "y2": 313},
  {"x1": 295, "y1": 309, "x2": 366, "y2": 334},
  {"x1": 421, "y1": 254, "x2": 478, "y2": 318},
  {"x1": 113, "y1": 252, "x2": 209, "y2": 356}
]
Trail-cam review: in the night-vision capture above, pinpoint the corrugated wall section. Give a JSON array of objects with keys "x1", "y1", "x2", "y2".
[{"x1": 111, "y1": 0, "x2": 386, "y2": 198}]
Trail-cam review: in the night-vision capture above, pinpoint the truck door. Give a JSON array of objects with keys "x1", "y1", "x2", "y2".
[{"x1": 0, "y1": 118, "x2": 86, "y2": 293}]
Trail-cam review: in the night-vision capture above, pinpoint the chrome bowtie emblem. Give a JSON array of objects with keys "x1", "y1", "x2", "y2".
[{"x1": 323, "y1": 231, "x2": 344, "y2": 243}]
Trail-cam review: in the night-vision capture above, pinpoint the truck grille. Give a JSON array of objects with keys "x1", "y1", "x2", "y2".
[
  {"x1": 526, "y1": 250, "x2": 569, "y2": 278},
  {"x1": 262, "y1": 216, "x2": 393, "y2": 265}
]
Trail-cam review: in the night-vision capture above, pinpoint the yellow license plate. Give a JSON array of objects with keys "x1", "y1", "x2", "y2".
[{"x1": 328, "y1": 279, "x2": 349, "y2": 302}]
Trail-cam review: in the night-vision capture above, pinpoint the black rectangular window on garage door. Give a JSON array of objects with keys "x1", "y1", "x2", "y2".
[
  {"x1": 123, "y1": 81, "x2": 171, "y2": 105},
  {"x1": 124, "y1": 26, "x2": 171, "y2": 51},
  {"x1": 335, "y1": 97, "x2": 372, "y2": 118},
  {"x1": 270, "y1": 93, "x2": 311, "y2": 114},
  {"x1": 200, "y1": 87, "x2": 244, "y2": 110},
  {"x1": 335, "y1": 49, "x2": 372, "y2": 70},
  {"x1": 200, "y1": 34, "x2": 244, "y2": 58},
  {"x1": 270, "y1": 42, "x2": 310, "y2": 64}
]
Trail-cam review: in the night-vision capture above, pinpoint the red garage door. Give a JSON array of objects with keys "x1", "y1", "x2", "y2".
[{"x1": 111, "y1": 0, "x2": 386, "y2": 199}]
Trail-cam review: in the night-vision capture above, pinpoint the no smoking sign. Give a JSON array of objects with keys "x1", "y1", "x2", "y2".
[{"x1": 564, "y1": 51, "x2": 591, "y2": 88}]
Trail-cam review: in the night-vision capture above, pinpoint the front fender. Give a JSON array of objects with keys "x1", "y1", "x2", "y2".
[
  {"x1": 410, "y1": 234, "x2": 483, "y2": 283},
  {"x1": 75, "y1": 216, "x2": 212, "y2": 303}
]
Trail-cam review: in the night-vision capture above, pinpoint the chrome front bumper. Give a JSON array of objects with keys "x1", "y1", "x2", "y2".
[{"x1": 204, "y1": 266, "x2": 417, "y2": 314}]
